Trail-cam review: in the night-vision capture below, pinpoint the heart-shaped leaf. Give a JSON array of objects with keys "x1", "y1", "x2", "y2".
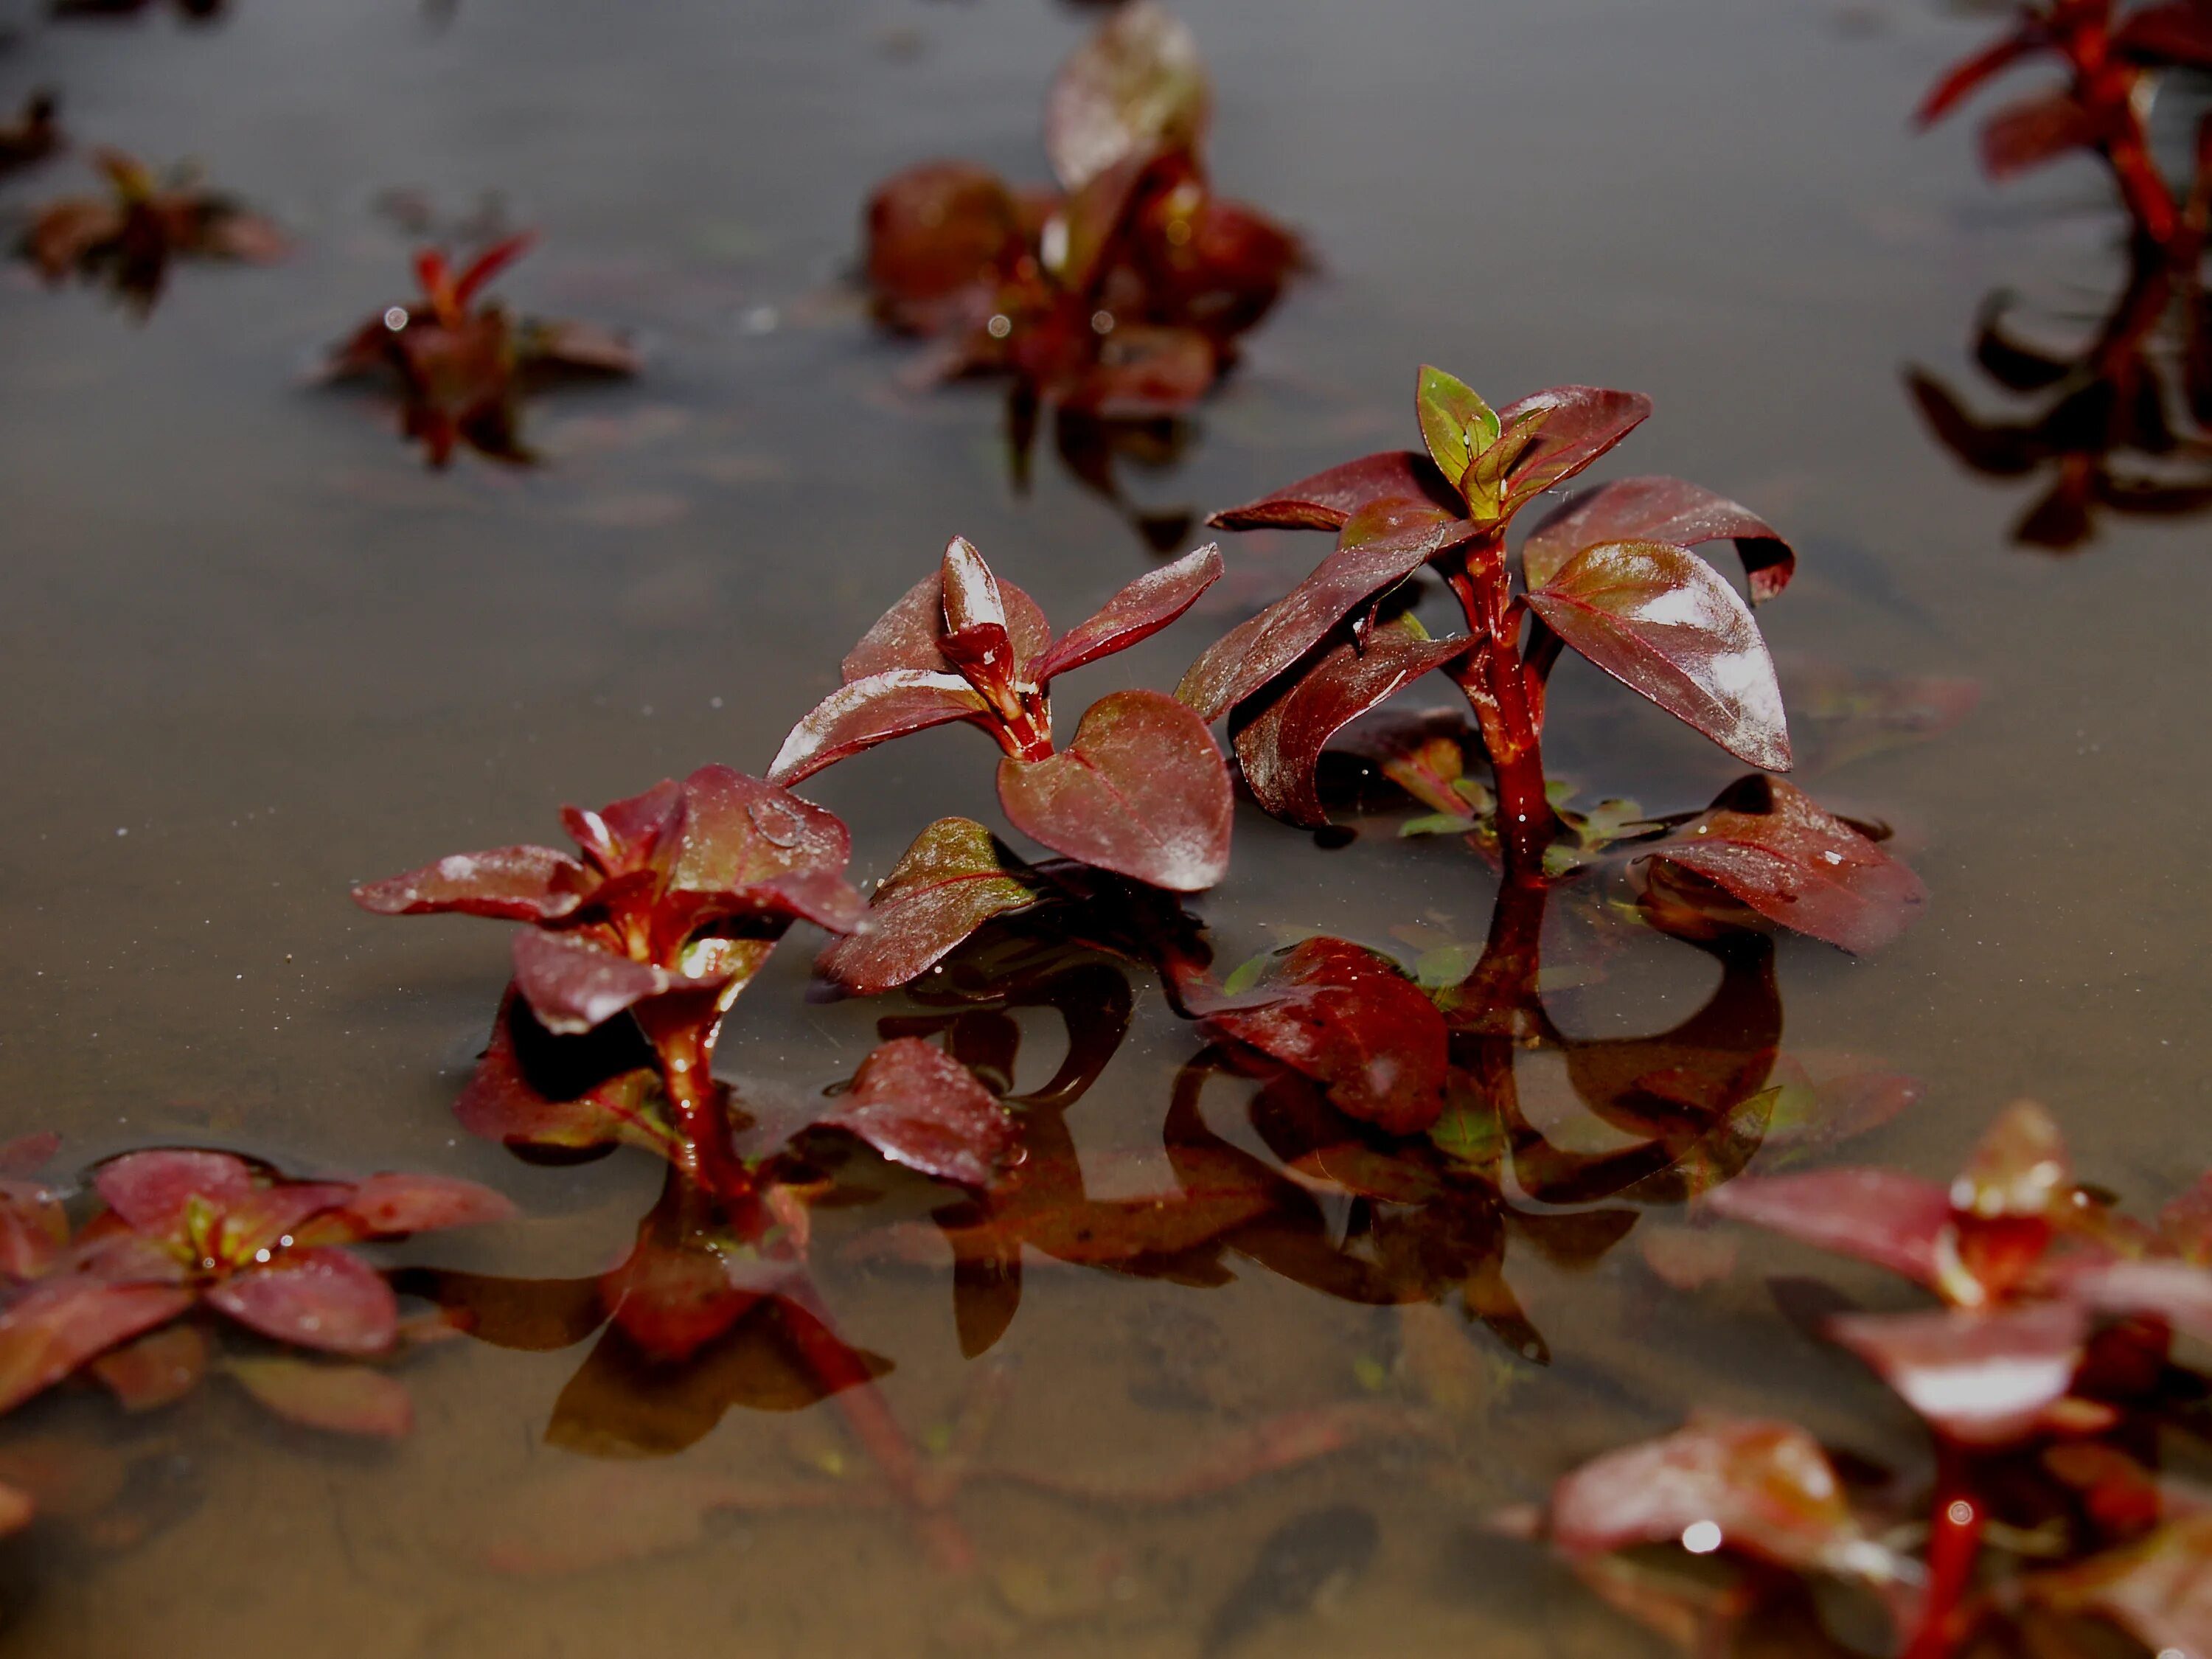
[
  {"x1": 1178, "y1": 496, "x2": 1469, "y2": 720},
  {"x1": 1045, "y1": 0, "x2": 1211, "y2": 191},
  {"x1": 768, "y1": 671, "x2": 990, "y2": 786},
  {"x1": 816, "y1": 818, "x2": 1047, "y2": 994},
  {"x1": 1231, "y1": 617, "x2": 1470, "y2": 828},
  {"x1": 997, "y1": 689, "x2": 1231, "y2": 891},
  {"x1": 1527, "y1": 539, "x2": 1790, "y2": 770},
  {"x1": 1029, "y1": 544, "x2": 1222, "y2": 684},
  {"x1": 1198, "y1": 938, "x2": 1449, "y2": 1134},
  {"x1": 1207, "y1": 450, "x2": 1458, "y2": 532},
  {"x1": 1638, "y1": 777, "x2": 1927, "y2": 954},
  {"x1": 817, "y1": 1037, "x2": 1015, "y2": 1189},
  {"x1": 1522, "y1": 476, "x2": 1797, "y2": 601},
  {"x1": 1415, "y1": 364, "x2": 1499, "y2": 493}
]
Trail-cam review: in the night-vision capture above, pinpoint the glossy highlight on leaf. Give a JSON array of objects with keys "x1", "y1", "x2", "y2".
[
  {"x1": 1522, "y1": 475, "x2": 1798, "y2": 601},
  {"x1": 1826, "y1": 1302, "x2": 2088, "y2": 1445},
  {"x1": 1045, "y1": 1, "x2": 1211, "y2": 192},
  {"x1": 815, "y1": 819, "x2": 1046, "y2": 995}
]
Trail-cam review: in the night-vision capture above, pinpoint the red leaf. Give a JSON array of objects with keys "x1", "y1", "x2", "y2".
[
  {"x1": 1178, "y1": 495, "x2": 1470, "y2": 720},
  {"x1": 334, "y1": 1173, "x2": 516, "y2": 1239},
  {"x1": 1548, "y1": 1416, "x2": 1888, "y2": 1579},
  {"x1": 1756, "y1": 1053, "x2": 1924, "y2": 1158},
  {"x1": 1045, "y1": 0, "x2": 1210, "y2": 190},
  {"x1": 2066, "y1": 1259, "x2": 2212, "y2": 1346},
  {"x1": 349, "y1": 844, "x2": 591, "y2": 922},
  {"x1": 1638, "y1": 777, "x2": 1927, "y2": 953},
  {"x1": 815, "y1": 818, "x2": 1046, "y2": 994},
  {"x1": 1029, "y1": 544, "x2": 1223, "y2": 684},
  {"x1": 1521, "y1": 475, "x2": 1797, "y2": 602},
  {"x1": 1231, "y1": 617, "x2": 1470, "y2": 827},
  {"x1": 1208, "y1": 450, "x2": 1458, "y2": 532},
  {"x1": 1526, "y1": 540, "x2": 1790, "y2": 771},
  {"x1": 448, "y1": 232, "x2": 534, "y2": 307},
  {"x1": 1826, "y1": 1303, "x2": 2087, "y2": 1444},
  {"x1": 819, "y1": 1038, "x2": 1015, "y2": 1188},
  {"x1": 205, "y1": 1247, "x2": 398, "y2": 1356},
  {"x1": 865, "y1": 161, "x2": 1020, "y2": 333},
  {"x1": 455, "y1": 992, "x2": 679, "y2": 1159},
  {"x1": 668, "y1": 764, "x2": 858, "y2": 902},
  {"x1": 0, "y1": 1183, "x2": 67, "y2": 1281},
  {"x1": 90, "y1": 1324, "x2": 206, "y2": 1412},
  {"x1": 997, "y1": 689, "x2": 1231, "y2": 891},
  {"x1": 2113, "y1": 1, "x2": 2212, "y2": 67},
  {"x1": 600, "y1": 1234, "x2": 772, "y2": 1363},
  {"x1": 768, "y1": 672, "x2": 990, "y2": 785},
  {"x1": 1199, "y1": 938, "x2": 1449, "y2": 1134},
  {"x1": 94, "y1": 1150, "x2": 257, "y2": 1237},
  {"x1": 1916, "y1": 28, "x2": 2041, "y2": 125},
  {"x1": 0, "y1": 1272, "x2": 195, "y2": 1415},
  {"x1": 229, "y1": 1357, "x2": 413, "y2": 1439},
  {"x1": 1705, "y1": 1167, "x2": 1951, "y2": 1287},
  {"x1": 2024, "y1": 1512, "x2": 2212, "y2": 1657},
  {"x1": 1979, "y1": 89, "x2": 2101, "y2": 179},
  {"x1": 509, "y1": 928, "x2": 729, "y2": 1037},
  {"x1": 1493, "y1": 386, "x2": 1652, "y2": 509},
  {"x1": 840, "y1": 563, "x2": 1052, "y2": 682}
]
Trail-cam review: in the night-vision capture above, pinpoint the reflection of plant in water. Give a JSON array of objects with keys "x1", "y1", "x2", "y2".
[
  {"x1": 1917, "y1": 0, "x2": 2212, "y2": 253},
  {"x1": 1911, "y1": 248, "x2": 2212, "y2": 549},
  {"x1": 0, "y1": 1136, "x2": 512, "y2": 1530},
  {"x1": 1518, "y1": 1102, "x2": 2212, "y2": 1658},
  {"x1": 862, "y1": 4, "x2": 1301, "y2": 544},
  {"x1": 17, "y1": 148, "x2": 283, "y2": 314},
  {"x1": 320, "y1": 234, "x2": 639, "y2": 467},
  {"x1": 50, "y1": 0, "x2": 226, "y2": 20}
]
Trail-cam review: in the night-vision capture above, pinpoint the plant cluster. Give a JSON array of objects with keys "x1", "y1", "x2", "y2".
[{"x1": 15, "y1": 147, "x2": 282, "y2": 311}]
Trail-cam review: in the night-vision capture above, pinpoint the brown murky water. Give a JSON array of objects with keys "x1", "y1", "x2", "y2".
[{"x1": 2, "y1": 0, "x2": 2209, "y2": 1652}]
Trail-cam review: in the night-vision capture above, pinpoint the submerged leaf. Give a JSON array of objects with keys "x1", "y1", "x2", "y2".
[
  {"x1": 89, "y1": 1324, "x2": 207, "y2": 1413},
  {"x1": 0, "y1": 1271, "x2": 195, "y2": 1416},
  {"x1": 335, "y1": 1173, "x2": 516, "y2": 1239},
  {"x1": 1526, "y1": 539, "x2": 1790, "y2": 771},
  {"x1": 818, "y1": 1038, "x2": 1015, "y2": 1189},
  {"x1": 998, "y1": 690, "x2": 1231, "y2": 891},
  {"x1": 1199, "y1": 939, "x2": 1449, "y2": 1134},
  {"x1": 1638, "y1": 777, "x2": 1926, "y2": 954},
  {"x1": 229, "y1": 1357, "x2": 413, "y2": 1439}
]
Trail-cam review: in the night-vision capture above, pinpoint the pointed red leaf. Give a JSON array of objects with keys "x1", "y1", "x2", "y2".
[
  {"x1": 509, "y1": 929, "x2": 729, "y2": 1036},
  {"x1": 1826, "y1": 1303, "x2": 2087, "y2": 1444},
  {"x1": 94, "y1": 1150, "x2": 257, "y2": 1239},
  {"x1": 1208, "y1": 450, "x2": 1458, "y2": 532},
  {"x1": 1916, "y1": 28, "x2": 2041, "y2": 125},
  {"x1": 349, "y1": 844, "x2": 592, "y2": 922},
  {"x1": 449, "y1": 232, "x2": 535, "y2": 307},
  {"x1": 205, "y1": 1247, "x2": 398, "y2": 1356},
  {"x1": 1029, "y1": 544, "x2": 1223, "y2": 684},
  {"x1": 1494, "y1": 386, "x2": 1652, "y2": 509},
  {"x1": 841, "y1": 566, "x2": 1052, "y2": 682},
  {"x1": 1705, "y1": 1167, "x2": 1950, "y2": 1286},
  {"x1": 1548, "y1": 1416, "x2": 1891, "y2": 1579},
  {"x1": 1639, "y1": 778, "x2": 1928, "y2": 953},
  {"x1": 0, "y1": 1273, "x2": 195, "y2": 1415},
  {"x1": 1527, "y1": 540, "x2": 1790, "y2": 770},
  {"x1": 997, "y1": 689, "x2": 1231, "y2": 891},
  {"x1": 335, "y1": 1174, "x2": 515, "y2": 1239},
  {"x1": 767, "y1": 672, "x2": 990, "y2": 786},
  {"x1": 1199, "y1": 938, "x2": 1449, "y2": 1134},
  {"x1": 669, "y1": 764, "x2": 856, "y2": 897},
  {"x1": 2025, "y1": 1512, "x2": 2212, "y2": 1657},
  {"x1": 1231, "y1": 617, "x2": 1470, "y2": 827},
  {"x1": 90, "y1": 1324, "x2": 207, "y2": 1412},
  {"x1": 229, "y1": 1357, "x2": 413, "y2": 1439},
  {"x1": 1522, "y1": 476, "x2": 1796, "y2": 601},
  {"x1": 1045, "y1": 0, "x2": 1210, "y2": 190},
  {"x1": 815, "y1": 818, "x2": 1046, "y2": 994},
  {"x1": 818, "y1": 1038, "x2": 1015, "y2": 1188},
  {"x1": 1178, "y1": 496, "x2": 1470, "y2": 721},
  {"x1": 1979, "y1": 89, "x2": 2100, "y2": 178}
]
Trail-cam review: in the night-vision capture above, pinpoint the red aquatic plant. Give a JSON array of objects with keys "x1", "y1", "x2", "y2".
[
  {"x1": 354, "y1": 765, "x2": 871, "y2": 1200},
  {"x1": 321, "y1": 233, "x2": 639, "y2": 467},
  {"x1": 864, "y1": 4, "x2": 1299, "y2": 439},
  {"x1": 18, "y1": 148, "x2": 283, "y2": 313},
  {"x1": 771, "y1": 536, "x2": 1234, "y2": 894},
  {"x1": 1918, "y1": 0, "x2": 2212, "y2": 250},
  {"x1": 0, "y1": 93, "x2": 60, "y2": 178},
  {"x1": 0, "y1": 1147, "x2": 509, "y2": 1438}
]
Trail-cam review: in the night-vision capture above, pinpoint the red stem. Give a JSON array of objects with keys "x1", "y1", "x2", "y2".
[
  {"x1": 1902, "y1": 1441, "x2": 1985, "y2": 1659},
  {"x1": 1445, "y1": 537, "x2": 1557, "y2": 876},
  {"x1": 636, "y1": 1004, "x2": 754, "y2": 1203},
  {"x1": 2062, "y1": 12, "x2": 2180, "y2": 248}
]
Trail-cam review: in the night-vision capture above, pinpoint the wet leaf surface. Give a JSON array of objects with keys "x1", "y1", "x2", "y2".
[
  {"x1": 1522, "y1": 475, "x2": 1798, "y2": 600},
  {"x1": 1825, "y1": 1302, "x2": 2088, "y2": 1444},
  {"x1": 817, "y1": 818, "x2": 1048, "y2": 994},
  {"x1": 816, "y1": 1038, "x2": 1015, "y2": 1189}
]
